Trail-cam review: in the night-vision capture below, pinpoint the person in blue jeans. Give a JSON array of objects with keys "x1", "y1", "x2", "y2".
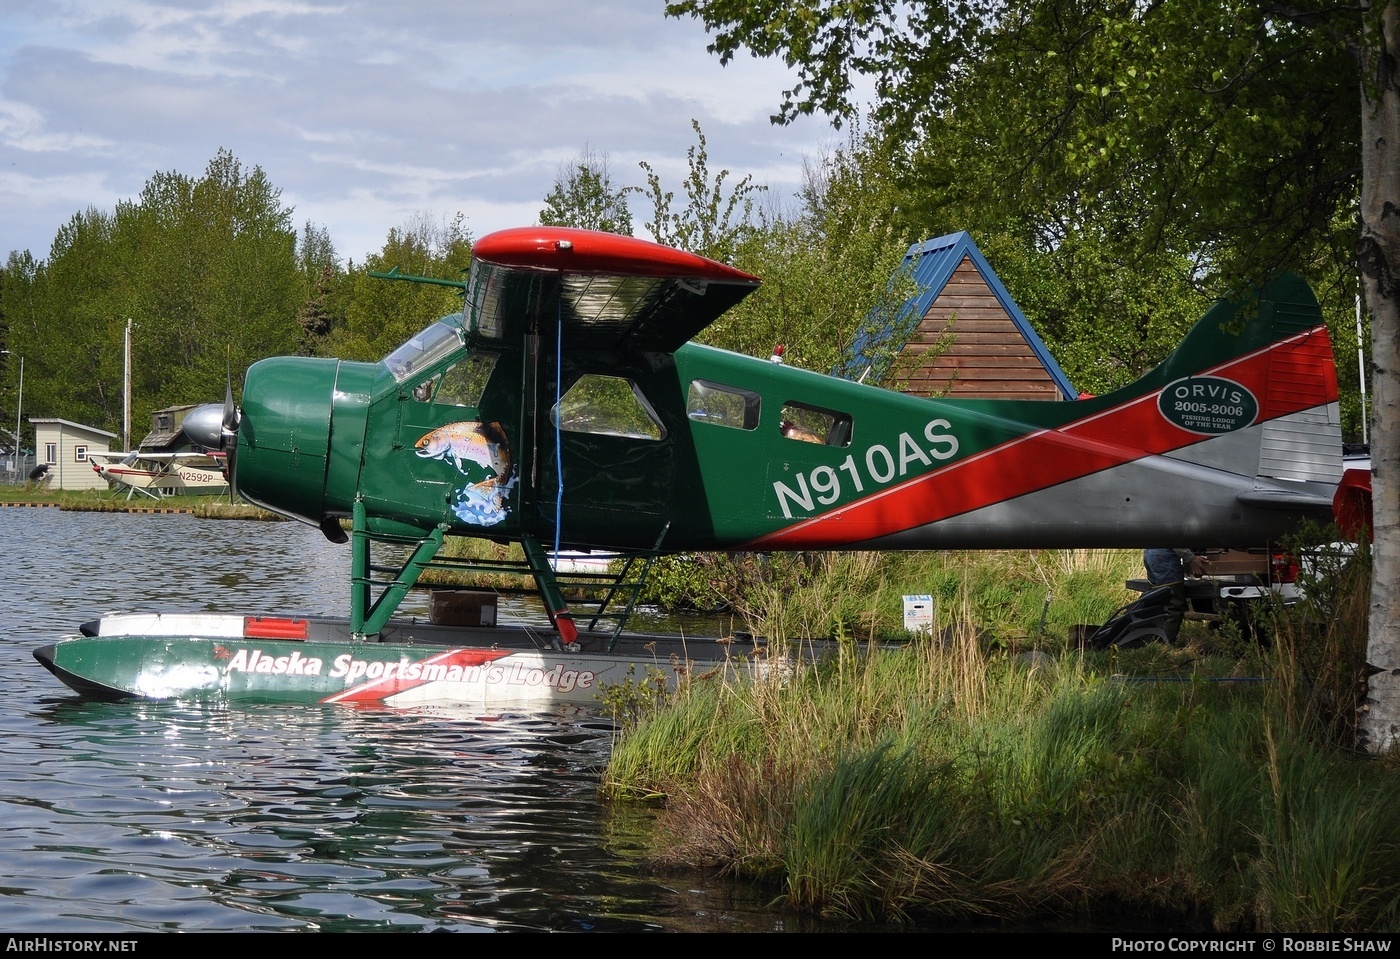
[{"x1": 1143, "y1": 548, "x2": 1209, "y2": 644}]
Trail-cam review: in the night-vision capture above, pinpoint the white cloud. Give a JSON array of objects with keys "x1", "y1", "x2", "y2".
[{"x1": 0, "y1": 0, "x2": 851, "y2": 263}]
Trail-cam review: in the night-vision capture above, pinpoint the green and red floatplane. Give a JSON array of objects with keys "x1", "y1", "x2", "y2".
[{"x1": 35, "y1": 227, "x2": 1351, "y2": 708}]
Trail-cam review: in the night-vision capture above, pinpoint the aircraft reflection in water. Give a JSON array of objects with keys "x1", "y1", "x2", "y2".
[{"x1": 35, "y1": 227, "x2": 1351, "y2": 708}]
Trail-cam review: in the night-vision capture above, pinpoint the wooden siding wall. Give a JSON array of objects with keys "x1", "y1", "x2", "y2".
[
  {"x1": 33, "y1": 424, "x2": 112, "y2": 491},
  {"x1": 893, "y1": 257, "x2": 1063, "y2": 401}
]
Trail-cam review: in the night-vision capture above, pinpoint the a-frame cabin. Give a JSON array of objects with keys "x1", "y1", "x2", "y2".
[{"x1": 848, "y1": 232, "x2": 1078, "y2": 401}]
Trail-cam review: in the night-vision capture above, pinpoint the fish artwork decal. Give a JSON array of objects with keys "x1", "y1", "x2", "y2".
[{"x1": 415, "y1": 421, "x2": 516, "y2": 526}]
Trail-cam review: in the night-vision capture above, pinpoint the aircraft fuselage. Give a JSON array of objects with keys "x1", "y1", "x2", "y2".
[{"x1": 231, "y1": 265, "x2": 1341, "y2": 556}]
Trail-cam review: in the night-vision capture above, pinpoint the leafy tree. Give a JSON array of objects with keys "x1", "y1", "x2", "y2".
[
  {"x1": 628, "y1": 121, "x2": 911, "y2": 373},
  {"x1": 666, "y1": 0, "x2": 1356, "y2": 349},
  {"x1": 715, "y1": 127, "x2": 917, "y2": 375},
  {"x1": 1, "y1": 251, "x2": 38, "y2": 451},
  {"x1": 13, "y1": 207, "x2": 126, "y2": 435},
  {"x1": 298, "y1": 221, "x2": 339, "y2": 286},
  {"x1": 968, "y1": 231, "x2": 1209, "y2": 397},
  {"x1": 296, "y1": 265, "x2": 339, "y2": 356},
  {"x1": 114, "y1": 150, "x2": 301, "y2": 420},
  {"x1": 329, "y1": 212, "x2": 473, "y2": 362},
  {"x1": 1, "y1": 149, "x2": 303, "y2": 442},
  {"x1": 666, "y1": 0, "x2": 1400, "y2": 751},
  {"x1": 539, "y1": 147, "x2": 634, "y2": 235},
  {"x1": 294, "y1": 222, "x2": 344, "y2": 356},
  {"x1": 634, "y1": 120, "x2": 766, "y2": 262},
  {"x1": 666, "y1": 1, "x2": 984, "y2": 132}
]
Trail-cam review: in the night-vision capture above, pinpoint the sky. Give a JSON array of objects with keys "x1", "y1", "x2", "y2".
[{"x1": 0, "y1": 0, "x2": 852, "y2": 266}]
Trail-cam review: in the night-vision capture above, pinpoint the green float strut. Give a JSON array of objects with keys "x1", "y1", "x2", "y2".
[
  {"x1": 350, "y1": 498, "x2": 447, "y2": 640},
  {"x1": 520, "y1": 537, "x2": 578, "y2": 645}
]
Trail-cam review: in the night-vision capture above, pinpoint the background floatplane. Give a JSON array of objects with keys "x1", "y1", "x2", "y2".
[
  {"x1": 90, "y1": 404, "x2": 228, "y2": 500},
  {"x1": 36, "y1": 227, "x2": 1352, "y2": 709},
  {"x1": 89, "y1": 450, "x2": 227, "y2": 500}
]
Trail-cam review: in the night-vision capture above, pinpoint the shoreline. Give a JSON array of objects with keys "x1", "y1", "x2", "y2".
[{"x1": 0, "y1": 491, "x2": 277, "y2": 519}]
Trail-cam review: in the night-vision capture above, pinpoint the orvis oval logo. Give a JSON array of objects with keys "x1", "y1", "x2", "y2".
[{"x1": 1158, "y1": 376, "x2": 1258, "y2": 435}]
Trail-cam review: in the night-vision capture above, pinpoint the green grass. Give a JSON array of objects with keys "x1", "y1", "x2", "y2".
[
  {"x1": 600, "y1": 545, "x2": 1396, "y2": 932},
  {"x1": 639, "y1": 548, "x2": 1144, "y2": 648}
]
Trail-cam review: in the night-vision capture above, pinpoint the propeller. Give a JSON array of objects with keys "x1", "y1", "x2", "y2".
[{"x1": 181, "y1": 367, "x2": 240, "y2": 452}]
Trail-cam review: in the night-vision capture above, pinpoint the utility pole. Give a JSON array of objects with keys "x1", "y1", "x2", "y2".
[
  {"x1": 1, "y1": 350, "x2": 21, "y2": 479},
  {"x1": 124, "y1": 319, "x2": 133, "y2": 452},
  {"x1": 16, "y1": 356, "x2": 22, "y2": 474}
]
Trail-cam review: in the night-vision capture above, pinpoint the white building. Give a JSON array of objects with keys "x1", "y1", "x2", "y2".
[{"x1": 29, "y1": 418, "x2": 117, "y2": 491}]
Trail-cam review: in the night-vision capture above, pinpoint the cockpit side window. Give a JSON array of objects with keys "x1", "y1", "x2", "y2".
[
  {"x1": 414, "y1": 353, "x2": 497, "y2": 407},
  {"x1": 687, "y1": 380, "x2": 760, "y2": 430},
  {"x1": 383, "y1": 319, "x2": 463, "y2": 384},
  {"x1": 552, "y1": 374, "x2": 665, "y2": 441},
  {"x1": 464, "y1": 260, "x2": 508, "y2": 339}
]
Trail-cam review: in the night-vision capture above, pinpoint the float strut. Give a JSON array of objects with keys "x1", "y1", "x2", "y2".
[
  {"x1": 351, "y1": 499, "x2": 371, "y2": 638},
  {"x1": 349, "y1": 498, "x2": 446, "y2": 640},
  {"x1": 521, "y1": 537, "x2": 578, "y2": 645}
]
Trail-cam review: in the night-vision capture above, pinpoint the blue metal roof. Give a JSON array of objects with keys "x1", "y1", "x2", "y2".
[{"x1": 841, "y1": 231, "x2": 1077, "y2": 399}]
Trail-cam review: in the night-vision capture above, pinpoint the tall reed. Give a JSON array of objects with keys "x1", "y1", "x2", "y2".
[{"x1": 601, "y1": 545, "x2": 1400, "y2": 931}]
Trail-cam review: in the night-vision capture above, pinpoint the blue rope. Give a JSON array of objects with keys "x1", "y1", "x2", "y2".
[{"x1": 552, "y1": 299, "x2": 563, "y2": 562}]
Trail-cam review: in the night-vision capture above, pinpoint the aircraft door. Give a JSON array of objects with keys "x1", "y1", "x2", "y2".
[
  {"x1": 539, "y1": 371, "x2": 674, "y2": 549},
  {"x1": 362, "y1": 348, "x2": 515, "y2": 532}
]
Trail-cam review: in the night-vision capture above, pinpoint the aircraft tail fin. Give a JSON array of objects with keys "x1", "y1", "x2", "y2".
[{"x1": 1142, "y1": 273, "x2": 1342, "y2": 498}]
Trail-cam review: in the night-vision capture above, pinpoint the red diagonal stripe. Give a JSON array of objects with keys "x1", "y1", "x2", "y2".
[{"x1": 751, "y1": 328, "x2": 1335, "y2": 549}]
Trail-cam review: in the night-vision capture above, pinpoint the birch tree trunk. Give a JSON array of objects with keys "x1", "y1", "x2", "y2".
[{"x1": 1357, "y1": 0, "x2": 1400, "y2": 753}]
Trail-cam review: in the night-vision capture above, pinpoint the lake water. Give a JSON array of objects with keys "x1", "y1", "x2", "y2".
[{"x1": 0, "y1": 506, "x2": 876, "y2": 933}]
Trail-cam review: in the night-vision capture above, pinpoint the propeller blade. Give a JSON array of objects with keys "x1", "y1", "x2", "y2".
[
  {"x1": 184, "y1": 369, "x2": 240, "y2": 452},
  {"x1": 222, "y1": 372, "x2": 239, "y2": 437}
]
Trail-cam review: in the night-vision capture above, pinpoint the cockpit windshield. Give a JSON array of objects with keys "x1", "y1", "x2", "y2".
[{"x1": 383, "y1": 318, "x2": 463, "y2": 383}]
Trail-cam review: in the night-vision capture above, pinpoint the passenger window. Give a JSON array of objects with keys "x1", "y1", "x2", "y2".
[
  {"x1": 687, "y1": 380, "x2": 760, "y2": 430},
  {"x1": 553, "y1": 375, "x2": 664, "y2": 440},
  {"x1": 780, "y1": 402, "x2": 852, "y2": 448}
]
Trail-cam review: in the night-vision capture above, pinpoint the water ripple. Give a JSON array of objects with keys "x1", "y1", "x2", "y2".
[{"x1": 0, "y1": 508, "x2": 888, "y2": 932}]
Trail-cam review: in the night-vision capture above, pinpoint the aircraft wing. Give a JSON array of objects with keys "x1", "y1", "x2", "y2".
[
  {"x1": 123, "y1": 451, "x2": 222, "y2": 462},
  {"x1": 466, "y1": 227, "x2": 760, "y2": 353}
]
